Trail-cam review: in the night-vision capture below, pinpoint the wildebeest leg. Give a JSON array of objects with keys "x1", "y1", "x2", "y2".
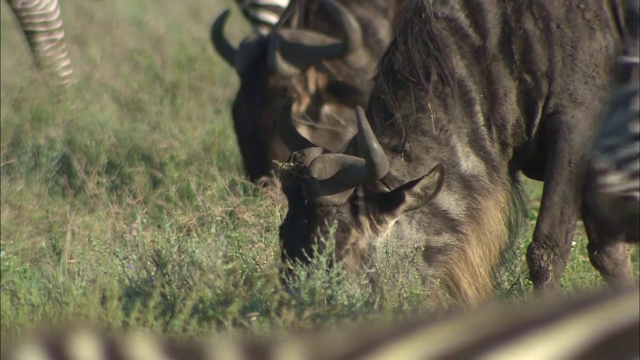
[
  {"x1": 581, "y1": 201, "x2": 634, "y2": 287},
  {"x1": 527, "y1": 117, "x2": 584, "y2": 292}
]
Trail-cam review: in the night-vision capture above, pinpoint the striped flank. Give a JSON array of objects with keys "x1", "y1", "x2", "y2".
[
  {"x1": 589, "y1": 76, "x2": 640, "y2": 202},
  {"x1": 586, "y1": 0, "x2": 639, "y2": 239},
  {"x1": 3, "y1": 287, "x2": 639, "y2": 360},
  {"x1": 234, "y1": 0, "x2": 290, "y2": 34}
]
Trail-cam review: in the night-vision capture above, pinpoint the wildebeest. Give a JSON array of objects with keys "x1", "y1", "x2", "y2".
[
  {"x1": 210, "y1": 0, "x2": 404, "y2": 182},
  {"x1": 5, "y1": 287, "x2": 639, "y2": 359},
  {"x1": 277, "y1": 0, "x2": 637, "y2": 305},
  {"x1": 585, "y1": 0, "x2": 639, "y2": 244}
]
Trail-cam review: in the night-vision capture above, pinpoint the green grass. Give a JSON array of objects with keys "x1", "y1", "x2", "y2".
[{"x1": 1, "y1": 0, "x2": 638, "y2": 338}]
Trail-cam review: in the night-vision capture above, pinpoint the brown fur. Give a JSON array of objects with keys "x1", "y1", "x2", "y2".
[
  {"x1": 335, "y1": 182, "x2": 514, "y2": 306},
  {"x1": 440, "y1": 182, "x2": 512, "y2": 306}
]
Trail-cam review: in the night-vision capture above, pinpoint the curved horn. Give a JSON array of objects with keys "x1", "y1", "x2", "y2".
[
  {"x1": 269, "y1": 0, "x2": 364, "y2": 75},
  {"x1": 297, "y1": 147, "x2": 324, "y2": 167},
  {"x1": 268, "y1": 33, "x2": 308, "y2": 76},
  {"x1": 306, "y1": 153, "x2": 366, "y2": 203},
  {"x1": 210, "y1": 10, "x2": 237, "y2": 68},
  {"x1": 305, "y1": 106, "x2": 389, "y2": 203},
  {"x1": 355, "y1": 106, "x2": 389, "y2": 182},
  {"x1": 321, "y1": 0, "x2": 364, "y2": 62}
]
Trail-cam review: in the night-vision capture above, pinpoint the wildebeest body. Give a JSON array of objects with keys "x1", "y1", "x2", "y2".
[
  {"x1": 279, "y1": 0, "x2": 635, "y2": 304},
  {"x1": 369, "y1": 0, "x2": 635, "y2": 294}
]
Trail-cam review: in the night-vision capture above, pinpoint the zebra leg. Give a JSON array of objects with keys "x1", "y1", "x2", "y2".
[
  {"x1": 5, "y1": 0, "x2": 74, "y2": 85},
  {"x1": 580, "y1": 51, "x2": 638, "y2": 286},
  {"x1": 581, "y1": 199, "x2": 635, "y2": 287},
  {"x1": 234, "y1": 0, "x2": 291, "y2": 34}
]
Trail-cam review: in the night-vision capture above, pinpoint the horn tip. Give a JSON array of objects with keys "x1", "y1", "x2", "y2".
[
  {"x1": 211, "y1": 9, "x2": 238, "y2": 68},
  {"x1": 212, "y1": 9, "x2": 231, "y2": 32},
  {"x1": 214, "y1": 9, "x2": 231, "y2": 24},
  {"x1": 432, "y1": 163, "x2": 445, "y2": 175},
  {"x1": 222, "y1": 8, "x2": 232, "y2": 17}
]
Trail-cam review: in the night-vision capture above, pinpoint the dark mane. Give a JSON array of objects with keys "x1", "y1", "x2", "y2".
[{"x1": 367, "y1": 0, "x2": 455, "y2": 135}]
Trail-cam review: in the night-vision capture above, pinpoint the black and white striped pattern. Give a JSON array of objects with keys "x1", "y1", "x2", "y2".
[
  {"x1": 589, "y1": 71, "x2": 639, "y2": 202},
  {"x1": 234, "y1": 0, "x2": 290, "y2": 35},
  {"x1": 5, "y1": 0, "x2": 74, "y2": 85},
  {"x1": 4, "y1": 287, "x2": 639, "y2": 360},
  {"x1": 586, "y1": 0, "x2": 639, "y2": 238}
]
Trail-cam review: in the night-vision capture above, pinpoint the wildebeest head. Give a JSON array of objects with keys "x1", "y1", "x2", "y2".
[
  {"x1": 211, "y1": 0, "x2": 376, "y2": 182},
  {"x1": 278, "y1": 106, "x2": 444, "y2": 272}
]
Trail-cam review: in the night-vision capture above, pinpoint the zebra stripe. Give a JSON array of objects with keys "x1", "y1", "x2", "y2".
[
  {"x1": 590, "y1": 76, "x2": 640, "y2": 201},
  {"x1": 234, "y1": 0, "x2": 290, "y2": 35},
  {"x1": 4, "y1": 287, "x2": 639, "y2": 360},
  {"x1": 5, "y1": 0, "x2": 74, "y2": 85},
  {"x1": 586, "y1": 0, "x2": 639, "y2": 235}
]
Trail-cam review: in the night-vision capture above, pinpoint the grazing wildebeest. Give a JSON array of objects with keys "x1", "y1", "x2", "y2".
[
  {"x1": 277, "y1": 0, "x2": 637, "y2": 305},
  {"x1": 210, "y1": 0, "x2": 404, "y2": 182},
  {"x1": 5, "y1": 287, "x2": 639, "y2": 359},
  {"x1": 585, "y1": 0, "x2": 639, "y2": 244}
]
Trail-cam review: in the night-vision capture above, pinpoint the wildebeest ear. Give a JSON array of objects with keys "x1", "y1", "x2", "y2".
[{"x1": 379, "y1": 164, "x2": 445, "y2": 214}]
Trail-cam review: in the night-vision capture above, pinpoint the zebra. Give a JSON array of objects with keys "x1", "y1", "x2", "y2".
[
  {"x1": 3, "y1": 286, "x2": 639, "y2": 360},
  {"x1": 585, "y1": 0, "x2": 639, "y2": 243},
  {"x1": 233, "y1": 0, "x2": 290, "y2": 35},
  {"x1": 3, "y1": 0, "x2": 75, "y2": 85}
]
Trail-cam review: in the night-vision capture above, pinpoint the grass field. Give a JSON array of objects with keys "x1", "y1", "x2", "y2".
[{"x1": 1, "y1": 0, "x2": 638, "y2": 338}]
